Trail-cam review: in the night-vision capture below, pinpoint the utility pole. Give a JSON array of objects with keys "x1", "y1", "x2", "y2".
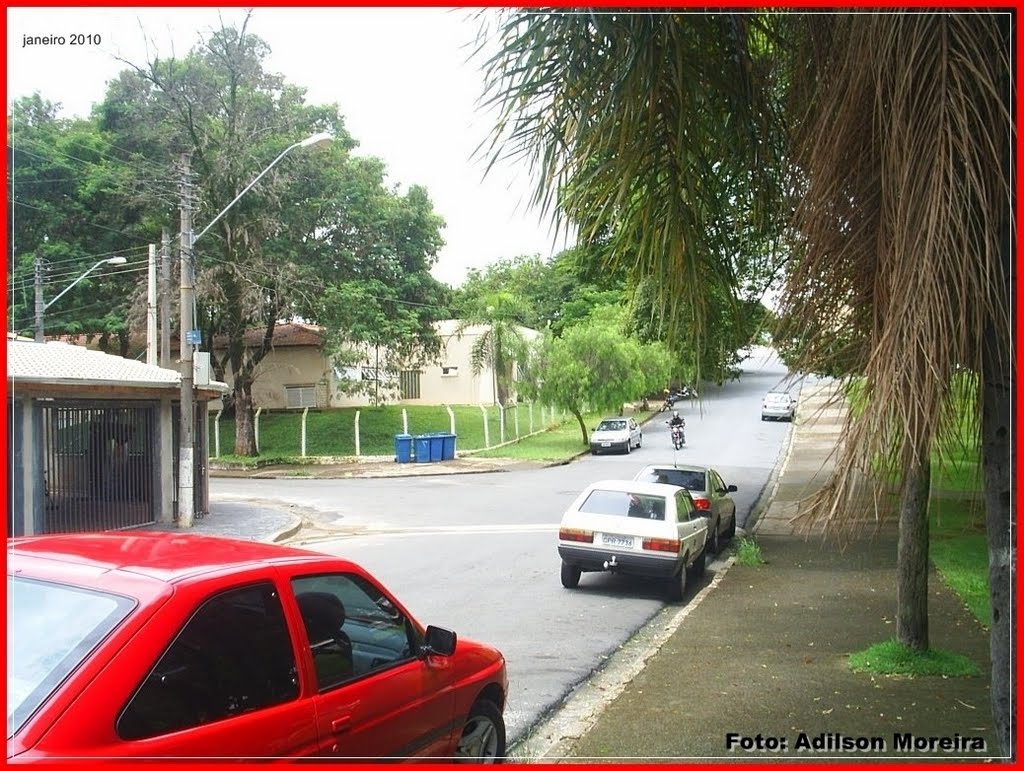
[
  {"x1": 160, "y1": 228, "x2": 171, "y2": 368},
  {"x1": 147, "y1": 244, "x2": 157, "y2": 364},
  {"x1": 178, "y1": 154, "x2": 196, "y2": 528},
  {"x1": 34, "y1": 255, "x2": 44, "y2": 342}
]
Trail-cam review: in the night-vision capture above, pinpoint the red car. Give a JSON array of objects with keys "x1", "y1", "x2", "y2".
[{"x1": 7, "y1": 532, "x2": 508, "y2": 762}]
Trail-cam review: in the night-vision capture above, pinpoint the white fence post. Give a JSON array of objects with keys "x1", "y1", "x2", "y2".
[
  {"x1": 480, "y1": 404, "x2": 490, "y2": 448},
  {"x1": 213, "y1": 409, "x2": 222, "y2": 458},
  {"x1": 402, "y1": 408, "x2": 409, "y2": 435},
  {"x1": 528, "y1": 402, "x2": 534, "y2": 434},
  {"x1": 446, "y1": 404, "x2": 455, "y2": 435},
  {"x1": 355, "y1": 410, "x2": 361, "y2": 457},
  {"x1": 254, "y1": 407, "x2": 263, "y2": 454},
  {"x1": 301, "y1": 407, "x2": 308, "y2": 457},
  {"x1": 499, "y1": 403, "x2": 506, "y2": 444}
]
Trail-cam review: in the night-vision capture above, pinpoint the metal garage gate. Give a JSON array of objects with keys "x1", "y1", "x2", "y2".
[{"x1": 40, "y1": 403, "x2": 157, "y2": 533}]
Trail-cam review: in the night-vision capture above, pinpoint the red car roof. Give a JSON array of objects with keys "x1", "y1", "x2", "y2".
[{"x1": 8, "y1": 531, "x2": 332, "y2": 588}]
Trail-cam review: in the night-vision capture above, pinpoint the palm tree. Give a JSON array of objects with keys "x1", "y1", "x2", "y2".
[
  {"x1": 455, "y1": 291, "x2": 532, "y2": 405},
  {"x1": 476, "y1": 9, "x2": 1012, "y2": 755}
]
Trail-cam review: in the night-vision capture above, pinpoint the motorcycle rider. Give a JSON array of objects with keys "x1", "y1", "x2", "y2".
[{"x1": 667, "y1": 410, "x2": 686, "y2": 446}]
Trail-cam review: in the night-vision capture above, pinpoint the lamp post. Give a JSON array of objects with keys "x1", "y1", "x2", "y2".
[
  {"x1": 34, "y1": 256, "x2": 127, "y2": 342},
  {"x1": 177, "y1": 131, "x2": 333, "y2": 528}
]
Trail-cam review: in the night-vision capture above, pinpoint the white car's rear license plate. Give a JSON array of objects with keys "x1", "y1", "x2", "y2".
[
  {"x1": 601, "y1": 533, "x2": 635, "y2": 548},
  {"x1": 601, "y1": 442, "x2": 611, "y2": 447}
]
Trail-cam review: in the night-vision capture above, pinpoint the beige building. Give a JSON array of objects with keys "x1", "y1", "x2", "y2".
[{"x1": 212, "y1": 320, "x2": 539, "y2": 409}]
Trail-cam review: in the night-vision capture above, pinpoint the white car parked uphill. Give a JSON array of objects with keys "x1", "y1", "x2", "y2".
[{"x1": 557, "y1": 479, "x2": 709, "y2": 602}]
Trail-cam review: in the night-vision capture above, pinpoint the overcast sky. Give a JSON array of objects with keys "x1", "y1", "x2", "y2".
[{"x1": 7, "y1": 6, "x2": 571, "y2": 287}]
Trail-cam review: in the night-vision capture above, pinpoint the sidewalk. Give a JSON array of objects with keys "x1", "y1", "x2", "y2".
[{"x1": 524, "y1": 379, "x2": 999, "y2": 762}]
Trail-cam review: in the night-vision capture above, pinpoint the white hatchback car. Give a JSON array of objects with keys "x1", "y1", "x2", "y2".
[
  {"x1": 761, "y1": 391, "x2": 796, "y2": 421},
  {"x1": 589, "y1": 417, "x2": 643, "y2": 455},
  {"x1": 557, "y1": 479, "x2": 709, "y2": 601}
]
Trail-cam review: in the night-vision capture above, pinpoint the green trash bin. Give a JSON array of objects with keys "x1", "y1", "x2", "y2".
[{"x1": 414, "y1": 435, "x2": 432, "y2": 464}]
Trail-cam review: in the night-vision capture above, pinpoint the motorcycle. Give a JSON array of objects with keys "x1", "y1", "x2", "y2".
[{"x1": 669, "y1": 423, "x2": 686, "y2": 450}]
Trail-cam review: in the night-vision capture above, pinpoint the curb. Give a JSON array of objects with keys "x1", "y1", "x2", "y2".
[{"x1": 509, "y1": 554, "x2": 737, "y2": 761}]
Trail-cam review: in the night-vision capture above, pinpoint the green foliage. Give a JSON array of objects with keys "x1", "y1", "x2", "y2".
[
  {"x1": 477, "y1": 12, "x2": 789, "y2": 387},
  {"x1": 734, "y1": 537, "x2": 766, "y2": 566},
  {"x1": 7, "y1": 95, "x2": 149, "y2": 346},
  {"x1": 929, "y1": 496, "x2": 990, "y2": 627},
  {"x1": 847, "y1": 639, "x2": 980, "y2": 677}
]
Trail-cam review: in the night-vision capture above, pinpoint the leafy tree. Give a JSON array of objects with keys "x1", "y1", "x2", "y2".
[
  {"x1": 94, "y1": 16, "x2": 445, "y2": 455},
  {"x1": 532, "y1": 307, "x2": 671, "y2": 444},
  {"x1": 7, "y1": 94, "x2": 153, "y2": 352}
]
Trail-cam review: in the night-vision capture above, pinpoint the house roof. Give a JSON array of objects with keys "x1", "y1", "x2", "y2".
[
  {"x1": 7, "y1": 338, "x2": 181, "y2": 389},
  {"x1": 211, "y1": 321, "x2": 324, "y2": 350}
]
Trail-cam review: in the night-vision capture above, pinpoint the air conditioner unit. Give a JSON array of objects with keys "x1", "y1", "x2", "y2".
[{"x1": 194, "y1": 352, "x2": 211, "y2": 385}]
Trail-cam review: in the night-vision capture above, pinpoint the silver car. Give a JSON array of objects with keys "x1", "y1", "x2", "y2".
[
  {"x1": 761, "y1": 391, "x2": 796, "y2": 421},
  {"x1": 589, "y1": 417, "x2": 643, "y2": 455},
  {"x1": 633, "y1": 464, "x2": 738, "y2": 555}
]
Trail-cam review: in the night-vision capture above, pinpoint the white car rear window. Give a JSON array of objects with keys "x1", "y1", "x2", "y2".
[{"x1": 580, "y1": 490, "x2": 666, "y2": 520}]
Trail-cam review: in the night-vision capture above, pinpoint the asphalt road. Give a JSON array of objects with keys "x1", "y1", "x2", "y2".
[{"x1": 210, "y1": 348, "x2": 798, "y2": 744}]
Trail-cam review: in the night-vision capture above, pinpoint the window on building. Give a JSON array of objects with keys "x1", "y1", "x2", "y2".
[
  {"x1": 441, "y1": 366, "x2": 459, "y2": 377},
  {"x1": 399, "y1": 370, "x2": 421, "y2": 400},
  {"x1": 285, "y1": 384, "x2": 316, "y2": 409}
]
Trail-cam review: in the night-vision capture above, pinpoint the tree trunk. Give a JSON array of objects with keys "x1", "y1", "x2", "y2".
[
  {"x1": 570, "y1": 407, "x2": 589, "y2": 446},
  {"x1": 232, "y1": 378, "x2": 257, "y2": 456},
  {"x1": 895, "y1": 450, "x2": 930, "y2": 651},
  {"x1": 980, "y1": 97, "x2": 1014, "y2": 756},
  {"x1": 982, "y1": 323, "x2": 1013, "y2": 759}
]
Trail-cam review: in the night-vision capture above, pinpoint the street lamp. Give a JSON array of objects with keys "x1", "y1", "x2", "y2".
[
  {"x1": 34, "y1": 256, "x2": 127, "y2": 342},
  {"x1": 177, "y1": 131, "x2": 333, "y2": 528}
]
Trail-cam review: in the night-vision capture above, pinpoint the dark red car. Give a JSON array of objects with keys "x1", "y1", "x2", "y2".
[{"x1": 7, "y1": 532, "x2": 508, "y2": 761}]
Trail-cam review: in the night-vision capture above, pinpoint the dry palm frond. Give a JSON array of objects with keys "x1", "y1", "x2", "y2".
[{"x1": 781, "y1": 12, "x2": 1013, "y2": 537}]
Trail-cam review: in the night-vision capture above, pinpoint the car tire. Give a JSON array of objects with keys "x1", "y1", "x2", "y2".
[
  {"x1": 688, "y1": 546, "x2": 707, "y2": 577},
  {"x1": 666, "y1": 565, "x2": 687, "y2": 602},
  {"x1": 560, "y1": 561, "x2": 581, "y2": 589},
  {"x1": 725, "y1": 513, "x2": 736, "y2": 540},
  {"x1": 638, "y1": 434, "x2": 643, "y2": 448},
  {"x1": 455, "y1": 698, "x2": 506, "y2": 762},
  {"x1": 625, "y1": 439, "x2": 631, "y2": 454},
  {"x1": 708, "y1": 523, "x2": 720, "y2": 555}
]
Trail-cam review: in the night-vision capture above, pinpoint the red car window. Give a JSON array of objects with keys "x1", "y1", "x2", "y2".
[
  {"x1": 116, "y1": 582, "x2": 298, "y2": 741},
  {"x1": 292, "y1": 574, "x2": 418, "y2": 691}
]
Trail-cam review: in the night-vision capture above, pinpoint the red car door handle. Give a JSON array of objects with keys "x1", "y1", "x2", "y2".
[{"x1": 331, "y1": 715, "x2": 352, "y2": 734}]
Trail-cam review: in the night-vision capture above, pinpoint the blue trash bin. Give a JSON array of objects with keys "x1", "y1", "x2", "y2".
[
  {"x1": 428, "y1": 433, "x2": 444, "y2": 462},
  {"x1": 394, "y1": 434, "x2": 413, "y2": 464},
  {"x1": 441, "y1": 433, "x2": 456, "y2": 461},
  {"x1": 414, "y1": 435, "x2": 432, "y2": 463}
]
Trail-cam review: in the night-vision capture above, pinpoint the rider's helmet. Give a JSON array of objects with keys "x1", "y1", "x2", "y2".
[{"x1": 673, "y1": 411, "x2": 680, "y2": 418}]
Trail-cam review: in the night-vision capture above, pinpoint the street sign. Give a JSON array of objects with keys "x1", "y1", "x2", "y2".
[{"x1": 186, "y1": 329, "x2": 202, "y2": 345}]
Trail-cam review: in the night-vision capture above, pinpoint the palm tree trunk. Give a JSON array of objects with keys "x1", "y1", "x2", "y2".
[
  {"x1": 895, "y1": 449, "x2": 930, "y2": 651},
  {"x1": 981, "y1": 123, "x2": 1014, "y2": 757}
]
